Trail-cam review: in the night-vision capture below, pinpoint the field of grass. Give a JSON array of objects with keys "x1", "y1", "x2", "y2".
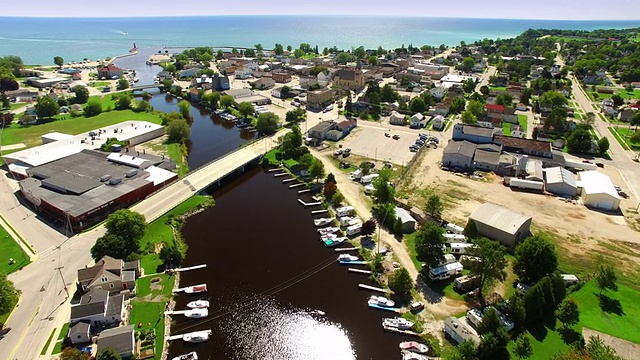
[
  {"x1": 590, "y1": 89, "x2": 640, "y2": 101},
  {"x1": 490, "y1": 86, "x2": 507, "y2": 91},
  {"x1": 610, "y1": 127, "x2": 639, "y2": 150},
  {"x1": 167, "y1": 142, "x2": 188, "y2": 177},
  {"x1": 139, "y1": 195, "x2": 212, "y2": 274},
  {"x1": 129, "y1": 301, "x2": 167, "y2": 360},
  {"x1": 0, "y1": 223, "x2": 31, "y2": 274},
  {"x1": 41, "y1": 328, "x2": 56, "y2": 355},
  {"x1": 403, "y1": 232, "x2": 422, "y2": 271},
  {"x1": 517, "y1": 114, "x2": 527, "y2": 132},
  {"x1": 502, "y1": 122, "x2": 512, "y2": 136},
  {"x1": 507, "y1": 319, "x2": 575, "y2": 360},
  {"x1": 90, "y1": 81, "x2": 111, "y2": 88},
  {"x1": 1, "y1": 109, "x2": 162, "y2": 148}
]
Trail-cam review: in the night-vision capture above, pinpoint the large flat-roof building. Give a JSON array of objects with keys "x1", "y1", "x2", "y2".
[
  {"x1": 576, "y1": 171, "x2": 620, "y2": 211},
  {"x1": 544, "y1": 167, "x2": 577, "y2": 197},
  {"x1": 19, "y1": 149, "x2": 177, "y2": 232},
  {"x1": 469, "y1": 203, "x2": 532, "y2": 248},
  {"x1": 443, "y1": 141, "x2": 477, "y2": 169}
]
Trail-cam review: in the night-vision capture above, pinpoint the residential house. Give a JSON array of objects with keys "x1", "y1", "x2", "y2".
[
  {"x1": 191, "y1": 75, "x2": 213, "y2": 90},
  {"x1": 97, "y1": 64, "x2": 123, "y2": 79},
  {"x1": 157, "y1": 71, "x2": 173, "y2": 82},
  {"x1": 271, "y1": 86, "x2": 288, "y2": 99},
  {"x1": 442, "y1": 140, "x2": 477, "y2": 169},
  {"x1": 429, "y1": 86, "x2": 446, "y2": 99},
  {"x1": 70, "y1": 288, "x2": 124, "y2": 328},
  {"x1": 389, "y1": 111, "x2": 407, "y2": 126},
  {"x1": 631, "y1": 81, "x2": 640, "y2": 89},
  {"x1": 618, "y1": 108, "x2": 637, "y2": 122},
  {"x1": 212, "y1": 73, "x2": 230, "y2": 91},
  {"x1": 452, "y1": 124, "x2": 494, "y2": 144},
  {"x1": 68, "y1": 321, "x2": 91, "y2": 345},
  {"x1": 272, "y1": 72, "x2": 292, "y2": 83},
  {"x1": 502, "y1": 107, "x2": 518, "y2": 124},
  {"x1": 97, "y1": 325, "x2": 135, "y2": 359},
  {"x1": 516, "y1": 103, "x2": 528, "y2": 111},
  {"x1": 234, "y1": 67, "x2": 253, "y2": 79},
  {"x1": 432, "y1": 114, "x2": 446, "y2": 131},
  {"x1": 362, "y1": 68, "x2": 383, "y2": 82},
  {"x1": 251, "y1": 77, "x2": 276, "y2": 90},
  {"x1": 336, "y1": 118, "x2": 357, "y2": 137},
  {"x1": 333, "y1": 68, "x2": 365, "y2": 91},
  {"x1": 178, "y1": 67, "x2": 200, "y2": 80},
  {"x1": 188, "y1": 88, "x2": 201, "y2": 102},
  {"x1": 308, "y1": 121, "x2": 337, "y2": 141},
  {"x1": 410, "y1": 113, "x2": 427, "y2": 128},
  {"x1": 307, "y1": 88, "x2": 334, "y2": 109},
  {"x1": 486, "y1": 104, "x2": 505, "y2": 118},
  {"x1": 77, "y1": 256, "x2": 140, "y2": 294},
  {"x1": 317, "y1": 71, "x2": 332, "y2": 87}
]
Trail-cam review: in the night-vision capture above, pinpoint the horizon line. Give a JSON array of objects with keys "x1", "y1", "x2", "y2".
[{"x1": 1, "y1": 14, "x2": 640, "y2": 21}]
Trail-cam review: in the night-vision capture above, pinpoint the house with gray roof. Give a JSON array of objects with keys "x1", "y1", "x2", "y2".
[
  {"x1": 442, "y1": 141, "x2": 477, "y2": 169},
  {"x1": 452, "y1": 124, "x2": 494, "y2": 144},
  {"x1": 70, "y1": 288, "x2": 124, "y2": 328},
  {"x1": 69, "y1": 321, "x2": 91, "y2": 344},
  {"x1": 395, "y1": 207, "x2": 417, "y2": 233},
  {"x1": 97, "y1": 325, "x2": 135, "y2": 359},
  {"x1": 77, "y1": 255, "x2": 140, "y2": 294}
]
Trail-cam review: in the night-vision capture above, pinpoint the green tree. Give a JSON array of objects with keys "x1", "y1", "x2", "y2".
[
  {"x1": 274, "y1": 43, "x2": 284, "y2": 56},
  {"x1": 415, "y1": 222, "x2": 446, "y2": 270},
  {"x1": 83, "y1": 97, "x2": 102, "y2": 117},
  {"x1": 495, "y1": 93, "x2": 514, "y2": 106},
  {"x1": 525, "y1": 284, "x2": 545, "y2": 323},
  {"x1": 35, "y1": 95, "x2": 60, "y2": 118},
  {"x1": 116, "y1": 78, "x2": 129, "y2": 90},
  {"x1": 461, "y1": 110, "x2": 478, "y2": 124},
  {"x1": 244, "y1": 48, "x2": 256, "y2": 57},
  {"x1": 467, "y1": 238, "x2": 508, "y2": 301},
  {"x1": 115, "y1": 93, "x2": 132, "y2": 110},
  {"x1": 467, "y1": 99, "x2": 484, "y2": 116},
  {"x1": 566, "y1": 128, "x2": 593, "y2": 154},
  {"x1": 595, "y1": 262, "x2": 618, "y2": 294},
  {"x1": 0, "y1": 78, "x2": 19, "y2": 109},
  {"x1": 479, "y1": 85, "x2": 490, "y2": 96},
  {"x1": 161, "y1": 79, "x2": 172, "y2": 92},
  {"x1": 597, "y1": 137, "x2": 609, "y2": 156},
  {"x1": 53, "y1": 56, "x2": 64, "y2": 67},
  {"x1": 90, "y1": 233, "x2": 128, "y2": 261},
  {"x1": 505, "y1": 294, "x2": 526, "y2": 331},
  {"x1": 519, "y1": 88, "x2": 533, "y2": 106},
  {"x1": 539, "y1": 90, "x2": 568, "y2": 108},
  {"x1": 136, "y1": 100, "x2": 152, "y2": 112},
  {"x1": 424, "y1": 194, "x2": 443, "y2": 219},
  {"x1": 514, "y1": 332, "x2": 533, "y2": 359},
  {"x1": 611, "y1": 94, "x2": 624, "y2": 107},
  {"x1": 237, "y1": 101, "x2": 255, "y2": 120},
  {"x1": 178, "y1": 100, "x2": 192, "y2": 121},
  {"x1": 477, "y1": 307, "x2": 502, "y2": 335},
  {"x1": 371, "y1": 169, "x2": 394, "y2": 204},
  {"x1": 544, "y1": 107, "x2": 567, "y2": 131},
  {"x1": 388, "y1": 267, "x2": 413, "y2": 300},
  {"x1": 353, "y1": 46, "x2": 366, "y2": 60},
  {"x1": 105, "y1": 209, "x2": 147, "y2": 243},
  {"x1": 410, "y1": 97, "x2": 427, "y2": 113},
  {"x1": 514, "y1": 233, "x2": 558, "y2": 284},
  {"x1": 0, "y1": 272, "x2": 19, "y2": 314},
  {"x1": 367, "y1": 55, "x2": 379, "y2": 66},
  {"x1": 464, "y1": 219, "x2": 479, "y2": 239},
  {"x1": 631, "y1": 111, "x2": 640, "y2": 131},
  {"x1": 551, "y1": 274, "x2": 567, "y2": 305},
  {"x1": 159, "y1": 241, "x2": 184, "y2": 268},
  {"x1": 584, "y1": 336, "x2": 624, "y2": 360},
  {"x1": 359, "y1": 161, "x2": 371, "y2": 176},
  {"x1": 219, "y1": 94, "x2": 236, "y2": 109},
  {"x1": 461, "y1": 57, "x2": 475, "y2": 72},
  {"x1": 70, "y1": 85, "x2": 89, "y2": 104},
  {"x1": 285, "y1": 108, "x2": 305, "y2": 123},
  {"x1": 450, "y1": 97, "x2": 467, "y2": 114},
  {"x1": 59, "y1": 347, "x2": 91, "y2": 360},
  {"x1": 477, "y1": 328, "x2": 510, "y2": 360},
  {"x1": 96, "y1": 348, "x2": 122, "y2": 360},
  {"x1": 201, "y1": 92, "x2": 220, "y2": 110},
  {"x1": 167, "y1": 118, "x2": 191, "y2": 143},
  {"x1": 462, "y1": 78, "x2": 477, "y2": 93},
  {"x1": 309, "y1": 158, "x2": 325, "y2": 183},
  {"x1": 539, "y1": 276, "x2": 556, "y2": 310},
  {"x1": 256, "y1": 112, "x2": 280, "y2": 135},
  {"x1": 323, "y1": 181, "x2": 337, "y2": 200},
  {"x1": 556, "y1": 298, "x2": 580, "y2": 329},
  {"x1": 331, "y1": 190, "x2": 344, "y2": 207}
]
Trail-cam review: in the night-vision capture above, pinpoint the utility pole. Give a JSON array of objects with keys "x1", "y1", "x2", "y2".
[{"x1": 55, "y1": 266, "x2": 70, "y2": 299}]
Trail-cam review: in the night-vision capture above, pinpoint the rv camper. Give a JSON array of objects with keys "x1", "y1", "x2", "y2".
[
  {"x1": 428, "y1": 262, "x2": 463, "y2": 281},
  {"x1": 454, "y1": 275, "x2": 481, "y2": 293},
  {"x1": 446, "y1": 223, "x2": 465, "y2": 235},
  {"x1": 450, "y1": 243, "x2": 475, "y2": 255}
]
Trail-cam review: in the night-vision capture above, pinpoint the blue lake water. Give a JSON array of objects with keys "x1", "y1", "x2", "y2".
[{"x1": 1, "y1": 16, "x2": 639, "y2": 65}]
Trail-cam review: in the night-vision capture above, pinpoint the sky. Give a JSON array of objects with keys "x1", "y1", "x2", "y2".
[{"x1": 3, "y1": 0, "x2": 640, "y2": 20}]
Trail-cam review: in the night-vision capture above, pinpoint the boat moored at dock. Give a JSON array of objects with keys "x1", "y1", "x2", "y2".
[
  {"x1": 186, "y1": 300, "x2": 209, "y2": 308},
  {"x1": 182, "y1": 330, "x2": 212, "y2": 343},
  {"x1": 382, "y1": 317, "x2": 414, "y2": 330},
  {"x1": 399, "y1": 342, "x2": 429, "y2": 354},
  {"x1": 318, "y1": 226, "x2": 340, "y2": 235},
  {"x1": 324, "y1": 237, "x2": 347, "y2": 247},
  {"x1": 184, "y1": 308, "x2": 209, "y2": 318},
  {"x1": 314, "y1": 218, "x2": 333, "y2": 227},
  {"x1": 172, "y1": 351, "x2": 198, "y2": 360}
]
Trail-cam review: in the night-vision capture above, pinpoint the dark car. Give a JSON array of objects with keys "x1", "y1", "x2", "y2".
[
  {"x1": 619, "y1": 191, "x2": 629, "y2": 199},
  {"x1": 342, "y1": 148, "x2": 352, "y2": 158},
  {"x1": 392, "y1": 134, "x2": 400, "y2": 140},
  {"x1": 385, "y1": 133, "x2": 391, "y2": 138}
]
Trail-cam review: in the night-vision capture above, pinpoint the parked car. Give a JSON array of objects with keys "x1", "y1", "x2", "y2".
[
  {"x1": 343, "y1": 148, "x2": 351, "y2": 156},
  {"x1": 385, "y1": 133, "x2": 391, "y2": 138},
  {"x1": 334, "y1": 149, "x2": 343, "y2": 156},
  {"x1": 619, "y1": 191, "x2": 629, "y2": 199},
  {"x1": 392, "y1": 134, "x2": 400, "y2": 140},
  {"x1": 410, "y1": 301, "x2": 425, "y2": 312}
]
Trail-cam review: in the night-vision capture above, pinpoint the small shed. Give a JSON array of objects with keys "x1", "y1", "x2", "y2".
[
  {"x1": 394, "y1": 207, "x2": 416, "y2": 233},
  {"x1": 69, "y1": 321, "x2": 91, "y2": 344},
  {"x1": 543, "y1": 167, "x2": 577, "y2": 197}
]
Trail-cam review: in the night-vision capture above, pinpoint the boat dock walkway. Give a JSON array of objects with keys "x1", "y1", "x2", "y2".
[
  {"x1": 164, "y1": 310, "x2": 188, "y2": 315},
  {"x1": 311, "y1": 209, "x2": 328, "y2": 214},
  {"x1": 383, "y1": 326, "x2": 420, "y2": 336},
  {"x1": 298, "y1": 189, "x2": 311, "y2": 194},
  {"x1": 273, "y1": 172, "x2": 288, "y2": 177},
  {"x1": 173, "y1": 283, "x2": 207, "y2": 294},
  {"x1": 282, "y1": 178, "x2": 296, "y2": 183},
  {"x1": 348, "y1": 268, "x2": 372, "y2": 274},
  {"x1": 172, "y1": 264, "x2": 206, "y2": 272},
  {"x1": 339, "y1": 261, "x2": 368, "y2": 266},
  {"x1": 335, "y1": 247, "x2": 358, "y2": 252},
  {"x1": 289, "y1": 183, "x2": 305, "y2": 188},
  {"x1": 359, "y1": 284, "x2": 391, "y2": 294},
  {"x1": 166, "y1": 329, "x2": 212, "y2": 341},
  {"x1": 298, "y1": 199, "x2": 322, "y2": 207},
  {"x1": 268, "y1": 168, "x2": 282, "y2": 173}
]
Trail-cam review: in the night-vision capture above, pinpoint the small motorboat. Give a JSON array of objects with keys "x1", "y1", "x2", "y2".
[
  {"x1": 402, "y1": 350, "x2": 428, "y2": 360},
  {"x1": 337, "y1": 254, "x2": 359, "y2": 263},
  {"x1": 317, "y1": 227, "x2": 339, "y2": 235},
  {"x1": 172, "y1": 351, "x2": 198, "y2": 360},
  {"x1": 382, "y1": 317, "x2": 414, "y2": 330},
  {"x1": 182, "y1": 330, "x2": 211, "y2": 343},
  {"x1": 183, "y1": 284, "x2": 207, "y2": 294},
  {"x1": 399, "y1": 342, "x2": 429, "y2": 354},
  {"x1": 314, "y1": 218, "x2": 333, "y2": 227},
  {"x1": 184, "y1": 308, "x2": 208, "y2": 319},
  {"x1": 323, "y1": 237, "x2": 347, "y2": 247},
  {"x1": 368, "y1": 295, "x2": 395, "y2": 308},
  {"x1": 186, "y1": 300, "x2": 209, "y2": 308}
]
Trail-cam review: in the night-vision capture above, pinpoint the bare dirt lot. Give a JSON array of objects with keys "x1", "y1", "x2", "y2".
[{"x1": 339, "y1": 125, "x2": 424, "y2": 165}]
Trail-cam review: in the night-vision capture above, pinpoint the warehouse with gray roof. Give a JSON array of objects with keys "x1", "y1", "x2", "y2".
[
  {"x1": 469, "y1": 203, "x2": 532, "y2": 248},
  {"x1": 543, "y1": 167, "x2": 577, "y2": 197}
]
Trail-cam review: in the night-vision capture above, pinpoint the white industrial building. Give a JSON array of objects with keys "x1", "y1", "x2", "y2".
[
  {"x1": 469, "y1": 203, "x2": 532, "y2": 248},
  {"x1": 576, "y1": 171, "x2": 621, "y2": 211},
  {"x1": 543, "y1": 167, "x2": 577, "y2": 197}
]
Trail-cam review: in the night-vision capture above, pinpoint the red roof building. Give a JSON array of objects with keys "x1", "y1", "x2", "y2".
[
  {"x1": 97, "y1": 64, "x2": 124, "y2": 80},
  {"x1": 486, "y1": 104, "x2": 505, "y2": 113}
]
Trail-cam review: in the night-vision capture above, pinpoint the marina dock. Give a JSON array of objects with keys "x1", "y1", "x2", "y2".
[
  {"x1": 298, "y1": 199, "x2": 321, "y2": 207},
  {"x1": 166, "y1": 329, "x2": 212, "y2": 341},
  {"x1": 268, "y1": 168, "x2": 281, "y2": 172},
  {"x1": 348, "y1": 268, "x2": 372, "y2": 274},
  {"x1": 340, "y1": 261, "x2": 368, "y2": 266},
  {"x1": 173, "y1": 283, "x2": 207, "y2": 294},
  {"x1": 383, "y1": 326, "x2": 420, "y2": 336},
  {"x1": 298, "y1": 189, "x2": 311, "y2": 194},
  {"x1": 164, "y1": 310, "x2": 188, "y2": 315},
  {"x1": 171, "y1": 264, "x2": 206, "y2": 272},
  {"x1": 289, "y1": 183, "x2": 305, "y2": 188},
  {"x1": 358, "y1": 284, "x2": 390, "y2": 293},
  {"x1": 282, "y1": 178, "x2": 296, "y2": 183},
  {"x1": 334, "y1": 247, "x2": 358, "y2": 252},
  {"x1": 273, "y1": 172, "x2": 287, "y2": 177},
  {"x1": 311, "y1": 209, "x2": 328, "y2": 214}
]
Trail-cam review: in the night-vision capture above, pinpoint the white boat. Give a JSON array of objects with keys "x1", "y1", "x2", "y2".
[
  {"x1": 399, "y1": 342, "x2": 429, "y2": 354},
  {"x1": 323, "y1": 237, "x2": 347, "y2": 247},
  {"x1": 184, "y1": 284, "x2": 207, "y2": 294},
  {"x1": 382, "y1": 317, "x2": 414, "y2": 330},
  {"x1": 337, "y1": 254, "x2": 359, "y2": 263},
  {"x1": 314, "y1": 218, "x2": 333, "y2": 227},
  {"x1": 172, "y1": 351, "x2": 198, "y2": 360},
  {"x1": 182, "y1": 330, "x2": 211, "y2": 343},
  {"x1": 368, "y1": 295, "x2": 395, "y2": 308},
  {"x1": 318, "y1": 227, "x2": 339, "y2": 235},
  {"x1": 134, "y1": 77, "x2": 139, "y2": 82},
  {"x1": 186, "y1": 300, "x2": 209, "y2": 309},
  {"x1": 184, "y1": 308, "x2": 208, "y2": 318},
  {"x1": 402, "y1": 350, "x2": 428, "y2": 360}
]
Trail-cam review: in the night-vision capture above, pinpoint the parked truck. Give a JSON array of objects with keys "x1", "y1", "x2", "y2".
[
  {"x1": 507, "y1": 178, "x2": 544, "y2": 192},
  {"x1": 429, "y1": 262, "x2": 463, "y2": 281},
  {"x1": 565, "y1": 159, "x2": 597, "y2": 171},
  {"x1": 335, "y1": 206, "x2": 354, "y2": 217}
]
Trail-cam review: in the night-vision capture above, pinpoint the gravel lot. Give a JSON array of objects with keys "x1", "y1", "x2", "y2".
[{"x1": 339, "y1": 125, "x2": 425, "y2": 165}]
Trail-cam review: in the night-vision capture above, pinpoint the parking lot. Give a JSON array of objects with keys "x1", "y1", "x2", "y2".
[{"x1": 339, "y1": 125, "x2": 426, "y2": 165}]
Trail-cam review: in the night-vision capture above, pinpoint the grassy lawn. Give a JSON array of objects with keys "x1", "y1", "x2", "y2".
[
  {"x1": 0, "y1": 223, "x2": 31, "y2": 274},
  {"x1": 502, "y1": 122, "x2": 512, "y2": 136},
  {"x1": 136, "y1": 273, "x2": 175, "y2": 298},
  {"x1": 167, "y1": 142, "x2": 188, "y2": 177},
  {"x1": 41, "y1": 328, "x2": 56, "y2": 355},
  {"x1": 573, "y1": 113, "x2": 582, "y2": 120},
  {"x1": 517, "y1": 114, "x2": 527, "y2": 132},
  {"x1": 403, "y1": 232, "x2": 422, "y2": 271},
  {"x1": 610, "y1": 127, "x2": 639, "y2": 150},
  {"x1": 1, "y1": 109, "x2": 162, "y2": 148},
  {"x1": 139, "y1": 195, "x2": 212, "y2": 274},
  {"x1": 90, "y1": 81, "x2": 111, "y2": 88},
  {"x1": 129, "y1": 301, "x2": 167, "y2": 360},
  {"x1": 590, "y1": 89, "x2": 640, "y2": 101},
  {"x1": 490, "y1": 86, "x2": 506, "y2": 91},
  {"x1": 508, "y1": 319, "x2": 575, "y2": 360},
  {"x1": 57, "y1": 322, "x2": 71, "y2": 340}
]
